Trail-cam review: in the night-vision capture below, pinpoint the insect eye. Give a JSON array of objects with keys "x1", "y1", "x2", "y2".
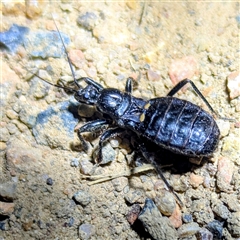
[
  {"x1": 90, "y1": 89, "x2": 98, "y2": 98},
  {"x1": 83, "y1": 91, "x2": 90, "y2": 99},
  {"x1": 74, "y1": 85, "x2": 99, "y2": 105}
]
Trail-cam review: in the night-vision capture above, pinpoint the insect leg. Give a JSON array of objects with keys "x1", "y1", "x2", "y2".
[
  {"x1": 133, "y1": 139, "x2": 183, "y2": 206},
  {"x1": 78, "y1": 77, "x2": 104, "y2": 90},
  {"x1": 77, "y1": 119, "x2": 109, "y2": 151},
  {"x1": 97, "y1": 128, "x2": 125, "y2": 163},
  {"x1": 167, "y1": 79, "x2": 227, "y2": 120},
  {"x1": 125, "y1": 77, "x2": 133, "y2": 93}
]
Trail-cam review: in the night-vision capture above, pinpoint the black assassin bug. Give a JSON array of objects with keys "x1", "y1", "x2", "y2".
[{"x1": 31, "y1": 20, "x2": 226, "y2": 205}]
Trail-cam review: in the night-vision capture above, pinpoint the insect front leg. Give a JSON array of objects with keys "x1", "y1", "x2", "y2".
[
  {"x1": 125, "y1": 77, "x2": 133, "y2": 93},
  {"x1": 77, "y1": 119, "x2": 109, "y2": 151},
  {"x1": 97, "y1": 128, "x2": 125, "y2": 164},
  {"x1": 78, "y1": 77, "x2": 103, "y2": 90}
]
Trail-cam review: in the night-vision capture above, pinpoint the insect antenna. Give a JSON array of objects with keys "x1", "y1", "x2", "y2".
[
  {"x1": 51, "y1": 15, "x2": 81, "y2": 89},
  {"x1": 13, "y1": 15, "x2": 81, "y2": 94},
  {"x1": 27, "y1": 68, "x2": 78, "y2": 94},
  {"x1": 15, "y1": 53, "x2": 78, "y2": 94}
]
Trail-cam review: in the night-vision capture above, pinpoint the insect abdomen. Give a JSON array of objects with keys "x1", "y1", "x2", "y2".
[{"x1": 138, "y1": 97, "x2": 220, "y2": 157}]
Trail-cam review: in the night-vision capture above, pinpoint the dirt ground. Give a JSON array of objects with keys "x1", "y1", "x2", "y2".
[{"x1": 1, "y1": 1, "x2": 240, "y2": 240}]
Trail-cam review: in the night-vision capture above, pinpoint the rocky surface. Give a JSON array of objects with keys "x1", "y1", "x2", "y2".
[{"x1": 1, "y1": 2, "x2": 239, "y2": 239}]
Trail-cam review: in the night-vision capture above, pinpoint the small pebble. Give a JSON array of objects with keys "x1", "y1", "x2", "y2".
[
  {"x1": 25, "y1": 0, "x2": 45, "y2": 19},
  {"x1": 216, "y1": 157, "x2": 234, "y2": 192},
  {"x1": 154, "y1": 190, "x2": 176, "y2": 216},
  {"x1": 203, "y1": 175, "x2": 212, "y2": 188},
  {"x1": 0, "y1": 127, "x2": 10, "y2": 142},
  {"x1": 216, "y1": 119, "x2": 230, "y2": 137},
  {"x1": 208, "y1": 53, "x2": 220, "y2": 63},
  {"x1": 178, "y1": 222, "x2": 200, "y2": 238},
  {"x1": 116, "y1": 74, "x2": 125, "y2": 81},
  {"x1": 171, "y1": 175, "x2": 189, "y2": 192},
  {"x1": 111, "y1": 177, "x2": 128, "y2": 192},
  {"x1": 189, "y1": 173, "x2": 204, "y2": 188},
  {"x1": 7, "y1": 123, "x2": 18, "y2": 135},
  {"x1": 60, "y1": 3, "x2": 73, "y2": 12},
  {"x1": 236, "y1": 15, "x2": 240, "y2": 23},
  {"x1": 191, "y1": 199, "x2": 214, "y2": 224},
  {"x1": 206, "y1": 164, "x2": 217, "y2": 176},
  {"x1": 79, "y1": 158, "x2": 94, "y2": 175},
  {"x1": 97, "y1": 142, "x2": 116, "y2": 165},
  {"x1": 169, "y1": 204, "x2": 182, "y2": 228},
  {"x1": 126, "y1": 204, "x2": 141, "y2": 225},
  {"x1": 212, "y1": 202, "x2": 231, "y2": 220},
  {"x1": 196, "y1": 228, "x2": 213, "y2": 240},
  {"x1": 221, "y1": 135, "x2": 240, "y2": 160},
  {"x1": 124, "y1": 189, "x2": 145, "y2": 204},
  {"x1": 168, "y1": 56, "x2": 198, "y2": 85},
  {"x1": 70, "y1": 158, "x2": 79, "y2": 167},
  {"x1": 220, "y1": 192, "x2": 240, "y2": 212},
  {"x1": 2, "y1": 1, "x2": 25, "y2": 16},
  {"x1": 0, "y1": 221, "x2": 8, "y2": 231},
  {"x1": 0, "y1": 181, "x2": 17, "y2": 201},
  {"x1": 227, "y1": 211, "x2": 240, "y2": 237},
  {"x1": 22, "y1": 219, "x2": 33, "y2": 231},
  {"x1": 73, "y1": 190, "x2": 92, "y2": 206},
  {"x1": 19, "y1": 103, "x2": 39, "y2": 128},
  {"x1": 0, "y1": 24, "x2": 29, "y2": 53},
  {"x1": 143, "y1": 51, "x2": 156, "y2": 63},
  {"x1": 109, "y1": 138, "x2": 121, "y2": 148},
  {"x1": 67, "y1": 217, "x2": 74, "y2": 227},
  {"x1": 38, "y1": 220, "x2": 47, "y2": 229},
  {"x1": 6, "y1": 139, "x2": 42, "y2": 173},
  {"x1": 147, "y1": 69, "x2": 161, "y2": 82},
  {"x1": 143, "y1": 63, "x2": 150, "y2": 70},
  {"x1": 126, "y1": 1, "x2": 137, "y2": 10},
  {"x1": 138, "y1": 198, "x2": 178, "y2": 239},
  {"x1": 28, "y1": 72, "x2": 50, "y2": 99},
  {"x1": 207, "y1": 220, "x2": 223, "y2": 239},
  {"x1": 24, "y1": 30, "x2": 70, "y2": 58},
  {"x1": 13, "y1": 206, "x2": 22, "y2": 219},
  {"x1": 77, "y1": 12, "x2": 98, "y2": 31},
  {"x1": 79, "y1": 223, "x2": 96, "y2": 240},
  {"x1": 0, "y1": 142, "x2": 7, "y2": 151},
  {"x1": 227, "y1": 71, "x2": 240, "y2": 99},
  {"x1": 33, "y1": 100, "x2": 79, "y2": 150},
  {"x1": 46, "y1": 178, "x2": 53, "y2": 186},
  {"x1": 182, "y1": 213, "x2": 193, "y2": 223},
  {"x1": 0, "y1": 202, "x2": 15, "y2": 215},
  {"x1": 69, "y1": 49, "x2": 85, "y2": 69},
  {"x1": 6, "y1": 109, "x2": 18, "y2": 120},
  {"x1": 0, "y1": 81, "x2": 13, "y2": 107}
]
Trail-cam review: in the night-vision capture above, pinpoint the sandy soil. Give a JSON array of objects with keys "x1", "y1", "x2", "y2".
[{"x1": 1, "y1": 2, "x2": 240, "y2": 240}]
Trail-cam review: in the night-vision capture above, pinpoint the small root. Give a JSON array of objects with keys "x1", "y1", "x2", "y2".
[{"x1": 81, "y1": 164, "x2": 155, "y2": 185}]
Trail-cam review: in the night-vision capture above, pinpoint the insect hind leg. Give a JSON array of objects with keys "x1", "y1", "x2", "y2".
[
  {"x1": 167, "y1": 79, "x2": 233, "y2": 121},
  {"x1": 132, "y1": 138, "x2": 183, "y2": 206}
]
